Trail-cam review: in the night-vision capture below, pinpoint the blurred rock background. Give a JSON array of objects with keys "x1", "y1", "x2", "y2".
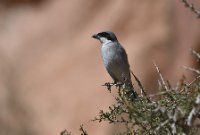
[{"x1": 0, "y1": 0, "x2": 199, "y2": 134}]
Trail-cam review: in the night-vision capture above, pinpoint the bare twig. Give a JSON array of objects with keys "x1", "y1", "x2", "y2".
[
  {"x1": 187, "y1": 94, "x2": 200, "y2": 126},
  {"x1": 180, "y1": 70, "x2": 200, "y2": 93},
  {"x1": 148, "y1": 91, "x2": 169, "y2": 97},
  {"x1": 170, "y1": 109, "x2": 179, "y2": 135},
  {"x1": 130, "y1": 71, "x2": 146, "y2": 97},
  {"x1": 191, "y1": 49, "x2": 200, "y2": 59},
  {"x1": 153, "y1": 61, "x2": 169, "y2": 91},
  {"x1": 187, "y1": 75, "x2": 200, "y2": 87},
  {"x1": 182, "y1": 66, "x2": 200, "y2": 74},
  {"x1": 155, "y1": 119, "x2": 170, "y2": 132},
  {"x1": 131, "y1": 71, "x2": 151, "y2": 102},
  {"x1": 181, "y1": 0, "x2": 200, "y2": 18}
]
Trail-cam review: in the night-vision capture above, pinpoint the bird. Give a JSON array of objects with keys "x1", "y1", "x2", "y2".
[{"x1": 92, "y1": 31, "x2": 137, "y2": 99}]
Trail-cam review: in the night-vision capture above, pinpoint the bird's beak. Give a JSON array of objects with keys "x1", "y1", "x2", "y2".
[{"x1": 92, "y1": 34, "x2": 99, "y2": 39}]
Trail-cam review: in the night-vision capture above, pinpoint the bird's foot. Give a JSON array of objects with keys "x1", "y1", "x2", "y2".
[
  {"x1": 102, "y1": 82, "x2": 115, "y2": 92},
  {"x1": 115, "y1": 82, "x2": 124, "y2": 88}
]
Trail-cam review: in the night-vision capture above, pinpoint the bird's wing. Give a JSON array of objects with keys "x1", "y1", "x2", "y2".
[{"x1": 115, "y1": 44, "x2": 131, "y2": 82}]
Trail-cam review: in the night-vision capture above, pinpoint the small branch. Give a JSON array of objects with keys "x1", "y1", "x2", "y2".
[
  {"x1": 187, "y1": 94, "x2": 200, "y2": 126},
  {"x1": 130, "y1": 71, "x2": 146, "y2": 97},
  {"x1": 148, "y1": 91, "x2": 169, "y2": 97},
  {"x1": 180, "y1": 69, "x2": 200, "y2": 92},
  {"x1": 187, "y1": 75, "x2": 200, "y2": 87},
  {"x1": 171, "y1": 109, "x2": 179, "y2": 135},
  {"x1": 155, "y1": 119, "x2": 170, "y2": 132},
  {"x1": 191, "y1": 49, "x2": 200, "y2": 59},
  {"x1": 182, "y1": 66, "x2": 200, "y2": 74},
  {"x1": 181, "y1": 0, "x2": 200, "y2": 18},
  {"x1": 153, "y1": 61, "x2": 169, "y2": 91}
]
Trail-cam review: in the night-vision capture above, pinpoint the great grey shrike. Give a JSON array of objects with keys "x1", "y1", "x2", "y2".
[{"x1": 92, "y1": 31, "x2": 137, "y2": 98}]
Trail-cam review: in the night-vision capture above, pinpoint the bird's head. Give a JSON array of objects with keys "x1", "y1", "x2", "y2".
[{"x1": 92, "y1": 31, "x2": 118, "y2": 44}]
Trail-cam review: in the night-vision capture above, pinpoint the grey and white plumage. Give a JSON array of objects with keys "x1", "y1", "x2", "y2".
[{"x1": 92, "y1": 31, "x2": 137, "y2": 98}]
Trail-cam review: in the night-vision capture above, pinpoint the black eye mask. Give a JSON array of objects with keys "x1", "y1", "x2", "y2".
[{"x1": 98, "y1": 32, "x2": 117, "y2": 41}]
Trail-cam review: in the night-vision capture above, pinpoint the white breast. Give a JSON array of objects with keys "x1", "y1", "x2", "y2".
[
  {"x1": 100, "y1": 42, "x2": 131, "y2": 82},
  {"x1": 101, "y1": 42, "x2": 116, "y2": 66}
]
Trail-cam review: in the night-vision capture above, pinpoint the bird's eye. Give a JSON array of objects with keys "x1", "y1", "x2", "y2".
[{"x1": 107, "y1": 36, "x2": 112, "y2": 40}]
